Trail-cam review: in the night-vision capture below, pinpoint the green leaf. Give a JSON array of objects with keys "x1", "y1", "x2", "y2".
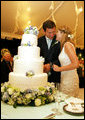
[{"x1": 13, "y1": 102, "x2": 17, "y2": 108}]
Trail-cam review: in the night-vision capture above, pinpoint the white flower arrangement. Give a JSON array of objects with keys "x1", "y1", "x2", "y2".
[
  {"x1": 8, "y1": 98, "x2": 15, "y2": 105},
  {"x1": 17, "y1": 98, "x2": 23, "y2": 104},
  {"x1": 35, "y1": 98, "x2": 42, "y2": 106},
  {"x1": 1, "y1": 82, "x2": 57, "y2": 108},
  {"x1": 48, "y1": 95, "x2": 54, "y2": 102},
  {"x1": 24, "y1": 25, "x2": 39, "y2": 36},
  {"x1": 7, "y1": 88, "x2": 14, "y2": 95},
  {"x1": 1, "y1": 86, "x2": 5, "y2": 93},
  {"x1": 25, "y1": 93, "x2": 32, "y2": 99}
]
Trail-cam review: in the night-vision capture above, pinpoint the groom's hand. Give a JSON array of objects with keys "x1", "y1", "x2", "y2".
[{"x1": 43, "y1": 64, "x2": 51, "y2": 73}]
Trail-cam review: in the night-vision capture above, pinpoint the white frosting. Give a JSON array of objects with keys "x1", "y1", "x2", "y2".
[
  {"x1": 21, "y1": 34, "x2": 37, "y2": 46},
  {"x1": 9, "y1": 72, "x2": 48, "y2": 90},
  {"x1": 13, "y1": 58, "x2": 44, "y2": 75},
  {"x1": 18, "y1": 46, "x2": 40, "y2": 59}
]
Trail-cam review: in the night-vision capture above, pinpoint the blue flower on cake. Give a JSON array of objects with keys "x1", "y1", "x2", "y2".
[
  {"x1": 27, "y1": 41, "x2": 31, "y2": 46},
  {"x1": 24, "y1": 25, "x2": 39, "y2": 36}
]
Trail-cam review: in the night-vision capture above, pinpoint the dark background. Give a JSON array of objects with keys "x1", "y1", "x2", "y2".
[{"x1": 0, "y1": 38, "x2": 21, "y2": 57}]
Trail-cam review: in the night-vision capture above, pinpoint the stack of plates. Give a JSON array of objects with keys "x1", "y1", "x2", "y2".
[{"x1": 63, "y1": 97, "x2": 84, "y2": 115}]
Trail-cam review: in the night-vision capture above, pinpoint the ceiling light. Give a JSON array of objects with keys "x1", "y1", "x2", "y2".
[{"x1": 27, "y1": 7, "x2": 31, "y2": 12}]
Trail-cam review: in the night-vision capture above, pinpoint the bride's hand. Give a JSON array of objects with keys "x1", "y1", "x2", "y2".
[{"x1": 53, "y1": 64, "x2": 60, "y2": 72}]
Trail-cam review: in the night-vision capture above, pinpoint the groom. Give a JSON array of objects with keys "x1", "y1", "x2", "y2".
[{"x1": 38, "y1": 20, "x2": 61, "y2": 84}]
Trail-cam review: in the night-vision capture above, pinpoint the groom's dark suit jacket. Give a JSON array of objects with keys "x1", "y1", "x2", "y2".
[{"x1": 38, "y1": 35, "x2": 61, "y2": 83}]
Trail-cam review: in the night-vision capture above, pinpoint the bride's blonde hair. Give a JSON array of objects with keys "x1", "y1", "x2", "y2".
[{"x1": 58, "y1": 26, "x2": 75, "y2": 50}]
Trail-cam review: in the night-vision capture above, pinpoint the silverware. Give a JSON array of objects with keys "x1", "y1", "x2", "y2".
[{"x1": 43, "y1": 113, "x2": 57, "y2": 119}]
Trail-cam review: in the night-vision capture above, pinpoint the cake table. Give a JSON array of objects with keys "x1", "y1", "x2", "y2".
[{"x1": 1, "y1": 97, "x2": 84, "y2": 119}]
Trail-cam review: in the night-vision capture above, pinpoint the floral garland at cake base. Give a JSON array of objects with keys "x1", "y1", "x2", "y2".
[{"x1": 1, "y1": 82, "x2": 57, "y2": 108}]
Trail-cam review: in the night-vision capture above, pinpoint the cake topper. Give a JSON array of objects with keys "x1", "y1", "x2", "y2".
[{"x1": 24, "y1": 25, "x2": 39, "y2": 36}]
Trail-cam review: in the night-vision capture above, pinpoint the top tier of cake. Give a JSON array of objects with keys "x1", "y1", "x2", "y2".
[
  {"x1": 21, "y1": 25, "x2": 39, "y2": 46},
  {"x1": 21, "y1": 34, "x2": 37, "y2": 46}
]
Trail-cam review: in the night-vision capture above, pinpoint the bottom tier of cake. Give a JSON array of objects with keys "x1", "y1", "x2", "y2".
[{"x1": 9, "y1": 72, "x2": 48, "y2": 90}]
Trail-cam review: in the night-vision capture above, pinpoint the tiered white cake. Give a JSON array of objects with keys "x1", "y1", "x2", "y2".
[{"x1": 9, "y1": 26, "x2": 48, "y2": 90}]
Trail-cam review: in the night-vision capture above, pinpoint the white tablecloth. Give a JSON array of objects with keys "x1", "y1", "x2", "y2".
[{"x1": 1, "y1": 101, "x2": 84, "y2": 119}]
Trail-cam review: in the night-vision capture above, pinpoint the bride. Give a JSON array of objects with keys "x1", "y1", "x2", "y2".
[{"x1": 53, "y1": 26, "x2": 79, "y2": 97}]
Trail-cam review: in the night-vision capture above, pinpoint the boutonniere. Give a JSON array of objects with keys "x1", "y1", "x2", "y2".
[{"x1": 52, "y1": 40, "x2": 59, "y2": 47}]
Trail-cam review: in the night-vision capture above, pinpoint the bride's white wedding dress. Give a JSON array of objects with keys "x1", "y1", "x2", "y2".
[{"x1": 59, "y1": 42, "x2": 79, "y2": 97}]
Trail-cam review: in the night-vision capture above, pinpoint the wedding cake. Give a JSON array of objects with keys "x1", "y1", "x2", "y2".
[
  {"x1": 1, "y1": 26, "x2": 56, "y2": 107},
  {"x1": 9, "y1": 26, "x2": 48, "y2": 91}
]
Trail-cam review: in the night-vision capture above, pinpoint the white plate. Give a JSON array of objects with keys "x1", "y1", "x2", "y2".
[
  {"x1": 65, "y1": 97, "x2": 84, "y2": 104},
  {"x1": 63, "y1": 104, "x2": 84, "y2": 115}
]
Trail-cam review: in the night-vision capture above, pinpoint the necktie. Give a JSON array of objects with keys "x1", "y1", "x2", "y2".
[{"x1": 46, "y1": 37, "x2": 52, "y2": 49}]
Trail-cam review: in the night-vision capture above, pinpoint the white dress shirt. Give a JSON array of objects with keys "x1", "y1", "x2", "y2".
[{"x1": 45, "y1": 36, "x2": 52, "y2": 49}]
